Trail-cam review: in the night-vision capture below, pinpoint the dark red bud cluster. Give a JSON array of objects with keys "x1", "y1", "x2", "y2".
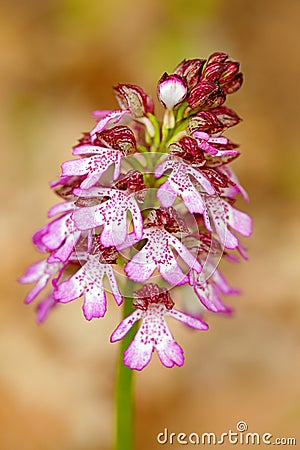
[{"x1": 183, "y1": 53, "x2": 243, "y2": 111}]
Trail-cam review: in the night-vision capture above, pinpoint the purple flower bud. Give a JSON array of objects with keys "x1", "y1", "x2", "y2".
[
  {"x1": 188, "y1": 53, "x2": 243, "y2": 109},
  {"x1": 174, "y1": 58, "x2": 206, "y2": 90},
  {"x1": 169, "y1": 136, "x2": 205, "y2": 166},
  {"x1": 206, "y1": 53, "x2": 242, "y2": 94},
  {"x1": 96, "y1": 125, "x2": 137, "y2": 155},
  {"x1": 207, "y1": 52, "x2": 229, "y2": 64},
  {"x1": 219, "y1": 61, "x2": 240, "y2": 84},
  {"x1": 188, "y1": 80, "x2": 226, "y2": 110},
  {"x1": 187, "y1": 111, "x2": 224, "y2": 135},
  {"x1": 222, "y1": 72, "x2": 243, "y2": 94},
  {"x1": 209, "y1": 106, "x2": 241, "y2": 128},
  {"x1": 202, "y1": 62, "x2": 225, "y2": 83},
  {"x1": 114, "y1": 84, "x2": 154, "y2": 118}
]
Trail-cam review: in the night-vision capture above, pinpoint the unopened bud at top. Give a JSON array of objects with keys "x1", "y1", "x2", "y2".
[
  {"x1": 174, "y1": 58, "x2": 206, "y2": 90},
  {"x1": 157, "y1": 73, "x2": 187, "y2": 110},
  {"x1": 187, "y1": 52, "x2": 243, "y2": 111}
]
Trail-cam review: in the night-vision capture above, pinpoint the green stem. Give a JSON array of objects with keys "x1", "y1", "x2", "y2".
[{"x1": 114, "y1": 294, "x2": 138, "y2": 450}]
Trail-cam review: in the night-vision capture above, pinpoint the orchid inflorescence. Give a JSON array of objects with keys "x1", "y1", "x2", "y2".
[{"x1": 20, "y1": 52, "x2": 252, "y2": 370}]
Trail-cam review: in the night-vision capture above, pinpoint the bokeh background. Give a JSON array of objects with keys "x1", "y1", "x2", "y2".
[{"x1": 1, "y1": 0, "x2": 300, "y2": 449}]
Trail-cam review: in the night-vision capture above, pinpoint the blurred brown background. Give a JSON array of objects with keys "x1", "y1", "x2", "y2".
[{"x1": 1, "y1": 0, "x2": 300, "y2": 449}]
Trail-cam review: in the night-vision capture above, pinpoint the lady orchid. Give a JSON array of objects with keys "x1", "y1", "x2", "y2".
[
  {"x1": 20, "y1": 52, "x2": 252, "y2": 375},
  {"x1": 111, "y1": 283, "x2": 208, "y2": 371}
]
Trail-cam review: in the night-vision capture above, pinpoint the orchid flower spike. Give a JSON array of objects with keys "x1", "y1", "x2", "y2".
[{"x1": 20, "y1": 52, "x2": 251, "y2": 369}]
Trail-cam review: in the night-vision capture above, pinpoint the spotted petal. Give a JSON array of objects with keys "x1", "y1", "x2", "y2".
[
  {"x1": 34, "y1": 201, "x2": 84, "y2": 263},
  {"x1": 155, "y1": 158, "x2": 215, "y2": 214},
  {"x1": 110, "y1": 309, "x2": 142, "y2": 342},
  {"x1": 61, "y1": 149, "x2": 122, "y2": 189},
  {"x1": 124, "y1": 227, "x2": 201, "y2": 285},
  {"x1": 73, "y1": 187, "x2": 143, "y2": 248},
  {"x1": 54, "y1": 255, "x2": 122, "y2": 320},
  {"x1": 167, "y1": 309, "x2": 209, "y2": 329},
  {"x1": 203, "y1": 196, "x2": 252, "y2": 249},
  {"x1": 218, "y1": 165, "x2": 249, "y2": 201},
  {"x1": 90, "y1": 110, "x2": 130, "y2": 140},
  {"x1": 19, "y1": 259, "x2": 61, "y2": 304},
  {"x1": 111, "y1": 303, "x2": 207, "y2": 370},
  {"x1": 191, "y1": 274, "x2": 231, "y2": 313},
  {"x1": 156, "y1": 178, "x2": 177, "y2": 208}
]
